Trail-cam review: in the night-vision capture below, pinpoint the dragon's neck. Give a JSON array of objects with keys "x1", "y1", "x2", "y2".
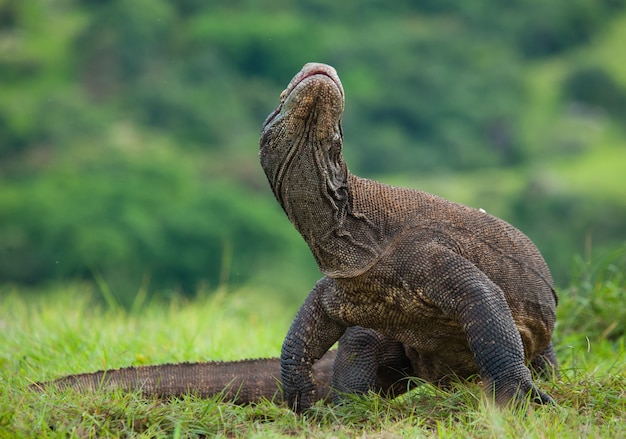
[{"x1": 273, "y1": 144, "x2": 383, "y2": 278}]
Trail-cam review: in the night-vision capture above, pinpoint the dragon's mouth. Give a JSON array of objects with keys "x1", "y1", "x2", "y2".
[
  {"x1": 285, "y1": 63, "x2": 344, "y2": 100},
  {"x1": 261, "y1": 63, "x2": 344, "y2": 131}
]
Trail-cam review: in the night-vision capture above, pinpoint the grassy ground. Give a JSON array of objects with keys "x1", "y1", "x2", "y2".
[{"x1": 1, "y1": 257, "x2": 625, "y2": 438}]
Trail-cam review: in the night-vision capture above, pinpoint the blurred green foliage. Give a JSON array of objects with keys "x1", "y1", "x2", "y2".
[
  {"x1": 0, "y1": 148, "x2": 302, "y2": 296},
  {"x1": 0, "y1": 0, "x2": 625, "y2": 296},
  {"x1": 556, "y1": 248, "x2": 626, "y2": 344}
]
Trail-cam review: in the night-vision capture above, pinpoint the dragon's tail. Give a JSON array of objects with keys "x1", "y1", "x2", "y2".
[{"x1": 30, "y1": 350, "x2": 336, "y2": 404}]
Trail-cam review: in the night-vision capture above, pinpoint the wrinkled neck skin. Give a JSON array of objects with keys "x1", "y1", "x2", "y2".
[{"x1": 259, "y1": 63, "x2": 382, "y2": 277}]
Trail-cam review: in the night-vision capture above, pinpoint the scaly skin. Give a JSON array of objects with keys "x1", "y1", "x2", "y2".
[
  {"x1": 31, "y1": 350, "x2": 337, "y2": 404},
  {"x1": 260, "y1": 63, "x2": 558, "y2": 412}
]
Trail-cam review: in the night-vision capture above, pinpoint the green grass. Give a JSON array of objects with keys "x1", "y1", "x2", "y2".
[{"x1": 1, "y1": 263, "x2": 625, "y2": 438}]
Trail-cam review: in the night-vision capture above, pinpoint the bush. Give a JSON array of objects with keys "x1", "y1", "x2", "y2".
[
  {"x1": 0, "y1": 151, "x2": 297, "y2": 297},
  {"x1": 563, "y1": 65, "x2": 626, "y2": 119},
  {"x1": 556, "y1": 247, "x2": 626, "y2": 344}
]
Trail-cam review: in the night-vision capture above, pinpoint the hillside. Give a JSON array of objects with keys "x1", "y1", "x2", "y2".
[{"x1": 1, "y1": 0, "x2": 625, "y2": 298}]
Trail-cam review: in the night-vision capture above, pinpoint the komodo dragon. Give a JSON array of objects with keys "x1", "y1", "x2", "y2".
[
  {"x1": 259, "y1": 62, "x2": 558, "y2": 412},
  {"x1": 32, "y1": 63, "x2": 557, "y2": 413}
]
